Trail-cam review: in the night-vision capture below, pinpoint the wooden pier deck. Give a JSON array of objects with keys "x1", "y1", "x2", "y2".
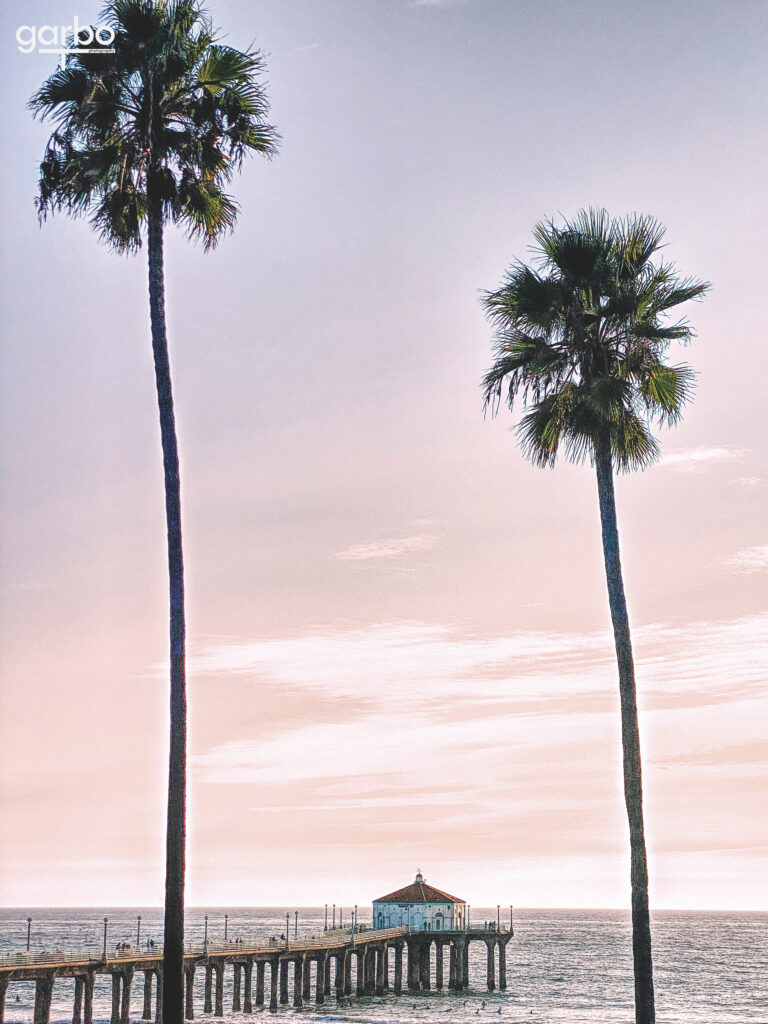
[{"x1": 0, "y1": 925, "x2": 513, "y2": 1023}]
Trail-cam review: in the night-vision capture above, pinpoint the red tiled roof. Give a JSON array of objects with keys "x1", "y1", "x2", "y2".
[{"x1": 373, "y1": 881, "x2": 464, "y2": 904}]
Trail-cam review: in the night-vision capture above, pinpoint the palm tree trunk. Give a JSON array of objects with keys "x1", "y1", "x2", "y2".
[
  {"x1": 595, "y1": 440, "x2": 655, "y2": 1024},
  {"x1": 148, "y1": 188, "x2": 186, "y2": 1024}
]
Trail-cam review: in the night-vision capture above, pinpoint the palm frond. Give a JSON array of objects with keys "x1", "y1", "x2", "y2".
[
  {"x1": 32, "y1": 0, "x2": 277, "y2": 253},
  {"x1": 481, "y1": 208, "x2": 708, "y2": 473}
]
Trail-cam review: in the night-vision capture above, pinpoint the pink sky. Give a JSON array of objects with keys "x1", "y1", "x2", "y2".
[{"x1": 0, "y1": 0, "x2": 766, "y2": 911}]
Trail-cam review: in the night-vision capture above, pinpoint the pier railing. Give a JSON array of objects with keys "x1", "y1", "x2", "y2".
[{"x1": 0, "y1": 927, "x2": 412, "y2": 970}]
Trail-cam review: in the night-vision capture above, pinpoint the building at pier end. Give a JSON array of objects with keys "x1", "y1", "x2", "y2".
[{"x1": 372, "y1": 870, "x2": 467, "y2": 930}]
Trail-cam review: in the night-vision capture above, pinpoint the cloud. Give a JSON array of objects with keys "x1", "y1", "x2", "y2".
[
  {"x1": 658, "y1": 446, "x2": 748, "y2": 471},
  {"x1": 182, "y1": 614, "x2": 767, "y2": 707},
  {"x1": 724, "y1": 544, "x2": 768, "y2": 573},
  {"x1": 186, "y1": 613, "x2": 768, "y2": 794},
  {"x1": 333, "y1": 533, "x2": 440, "y2": 561},
  {"x1": 728, "y1": 476, "x2": 764, "y2": 488}
]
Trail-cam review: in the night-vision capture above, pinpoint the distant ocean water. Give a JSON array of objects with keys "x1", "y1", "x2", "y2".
[{"x1": 1, "y1": 908, "x2": 766, "y2": 1024}]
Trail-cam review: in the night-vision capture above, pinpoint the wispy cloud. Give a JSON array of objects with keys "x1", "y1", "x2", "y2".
[
  {"x1": 724, "y1": 544, "x2": 768, "y2": 573},
  {"x1": 659, "y1": 445, "x2": 748, "y2": 471},
  {"x1": 186, "y1": 613, "x2": 768, "y2": 791},
  {"x1": 333, "y1": 533, "x2": 440, "y2": 561},
  {"x1": 728, "y1": 476, "x2": 764, "y2": 488}
]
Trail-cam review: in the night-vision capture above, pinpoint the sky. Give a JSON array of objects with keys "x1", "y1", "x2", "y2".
[{"x1": 0, "y1": 0, "x2": 766, "y2": 912}]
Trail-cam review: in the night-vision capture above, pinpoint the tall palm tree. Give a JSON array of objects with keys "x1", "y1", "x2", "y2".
[
  {"x1": 30, "y1": 3, "x2": 278, "y2": 1020},
  {"x1": 481, "y1": 209, "x2": 708, "y2": 1024}
]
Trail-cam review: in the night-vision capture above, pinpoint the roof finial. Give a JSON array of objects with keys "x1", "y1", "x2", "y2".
[{"x1": 415, "y1": 868, "x2": 424, "y2": 883}]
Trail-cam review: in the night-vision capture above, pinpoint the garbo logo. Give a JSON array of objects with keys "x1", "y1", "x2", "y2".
[{"x1": 17, "y1": 17, "x2": 116, "y2": 68}]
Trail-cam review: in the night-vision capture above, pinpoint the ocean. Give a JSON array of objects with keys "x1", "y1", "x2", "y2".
[{"x1": 1, "y1": 908, "x2": 765, "y2": 1024}]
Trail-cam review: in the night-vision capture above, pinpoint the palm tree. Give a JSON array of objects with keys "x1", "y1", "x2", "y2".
[
  {"x1": 481, "y1": 209, "x2": 708, "y2": 1024},
  {"x1": 30, "y1": 3, "x2": 278, "y2": 1020}
]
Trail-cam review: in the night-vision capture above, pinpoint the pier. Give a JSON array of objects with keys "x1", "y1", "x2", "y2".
[{"x1": 0, "y1": 925, "x2": 513, "y2": 1024}]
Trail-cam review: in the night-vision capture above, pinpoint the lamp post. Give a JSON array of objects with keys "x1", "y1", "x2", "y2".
[
  {"x1": 332, "y1": 904, "x2": 336, "y2": 930},
  {"x1": 339, "y1": 907, "x2": 343, "y2": 928},
  {"x1": 324, "y1": 904, "x2": 328, "y2": 931},
  {"x1": 224, "y1": 914, "x2": 229, "y2": 942},
  {"x1": 103, "y1": 918, "x2": 108, "y2": 960},
  {"x1": 137, "y1": 915, "x2": 142, "y2": 947},
  {"x1": 285, "y1": 913, "x2": 290, "y2": 948},
  {"x1": 496, "y1": 905, "x2": 500, "y2": 931},
  {"x1": 354, "y1": 906, "x2": 358, "y2": 932},
  {"x1": 294, "y1": 911, "x2": 298, "y2": 937},
  {"x1": 467, "y1": 904, "x2": 471, "y2": 931},
  {"x1": 510, "y1": 905, "x2": 514, "y2": 932},
  {"x1": 204, "y1": 914, "x2": 208, "y2": 954},
  {"x1": 26, "y1": 917, "x2": 32, "y2": 952}
]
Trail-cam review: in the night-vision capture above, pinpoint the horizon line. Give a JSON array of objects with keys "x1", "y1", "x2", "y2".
[{"x1": 2, "y1": 905, "x2": 765, "y2": 914}]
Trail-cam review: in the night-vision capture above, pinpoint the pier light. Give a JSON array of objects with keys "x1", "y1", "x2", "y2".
[
  {"x1": 103, "y1": 917, "x2": 108, "y2": 960},
  {"x1": 294, "y1": 911, "x2": 298, "y2": 937},
  {"x1": 324, "y1": 904, "x2": 328, "y2": 931},
  {"x1": 285, "y1": 912, "x2": 290, "y2": 946},
  {"x1": 137, "y1": 915, "x2": 142, "y2": 947},
  {"x1": 332, "y1": 903, "x2": 336, "y2": 929},
  {"x1": 510, "y1": 905, "x2": 514, "y2": 931},
  {"x1": 225, "y1": 914, "x2": 228, "y2": 942},
  {"x1": 26, "y1": 917, "x2": 32, "y2": 952},
  {"x1": 497, "y1": 905, "x2": 500, "y2": 931},
  {"x1": 467, "y1": 904, "x2": 470, "y2": 930},
  {"x1": 204, "y1": 914, "x2": 208, "y2": 949},
  {"x1": 339, "y1": 906, "x2": 343, "y2": 928}
]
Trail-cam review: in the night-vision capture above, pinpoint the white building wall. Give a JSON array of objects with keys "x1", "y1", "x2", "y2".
[{"x1": 372, "y1": 901, "x2": 467, "y2": 930}]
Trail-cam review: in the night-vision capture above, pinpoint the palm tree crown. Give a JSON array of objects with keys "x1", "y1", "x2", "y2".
[
  {"x1": 482, "y1": 208, "x2": 709, "y2": 469},
  {"x1": 31, "y1": 0, "x2": 279, "y2": 250}
]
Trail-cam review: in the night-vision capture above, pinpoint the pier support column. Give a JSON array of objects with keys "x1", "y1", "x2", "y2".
[
  {"x1": 301, "y1": 958, "x2": 311, "y2": 1002},
  {"x1": 34, "y1": 976, "x2": 55, "y2": 1024},
  {"x1": 448, "y1": 944, "x2": 457, "y2": 990},
  {"x1": 364, "y1": 948, "x2": 375, "y2": 996},
  {"x1": 393, "y1": 944, "x2": 403, "y2": 995},
  {"x1": 121, "y1": 968, "x2": 134, "y2": 1024},
  {"x1": 324, "y1": 955, "x2": 331, "y2": 996},
  {"x1": 335, "y1": 954, "x2": 344, "y2": 999},
  {"x1": 375, "y1": 947, "x2": 385, "y2": 995},
  {"x1": 315, "y1": 954, "x2": 326, "y2": 1006},
  {"x1": 383, "y1": 946, "x2": 390, "y2": 991},
  {"x1": 111, "y1": 975, "x2": 121, "y2": 1024},
  {"x1": 203, "y1": 968, "x2": 212, "y2": 1014},
  {"x1": 486, "y1": 942, "x2": 495, "y2": 992},
  {"x1": 143, "y1": 972, "x2": 153, "y2": 1020},
  {"x1": 462, "y1": 939, "x2": 469, "y2": 991},
  {"x1": 269, "y1": 962, "x2": 278, "y2": 1012},
  {"x1": 255, "y1": 962, "x2": 265, "y2": 1008},
  {"x1": 406, "y1": 940, "x2": 419, "y2": 992},
  {"x1": 243, "y1": 962, "x2": 253, "y2": 1014},
  {"x1": 73, "y1": 977, "x2": 84, "y2": 1024},
  {"x1": 0, "y1": 977, "x2": 8, "y2": 1024},
  {"x1": 184, "y1": 968, "x2": 195, "y2": 1020},
  {"x1": 355, "y1": 952, "x2": 364, "y2": 996},
  {"x1": 83, "y1": 973, "x2": 95, "y2": 1024},
  {"x1": 435, "y1": 943, "x2": 443, "y2": 990},
  {"x1": 214, "y1": 964, "x2": 224, "y2": 1017},
  {"x1": 279, "y1": 960, "x2": 289, "y2": 1005},
  {"x1": 232, "y1": 965, "x2": 241, "y2": 1012},
  {"x1": 293, "y1": 961, "x2": 303, "y2": 1008},
  {"x1": 419, "y1": 940, "x2": 431, "y2": 991},
  {"x1": 498, "y1": 942, "x2": 507, "y2": 991},
  {"x1": 343, "y1": 952, "x2": 352, "y2": 996}
]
